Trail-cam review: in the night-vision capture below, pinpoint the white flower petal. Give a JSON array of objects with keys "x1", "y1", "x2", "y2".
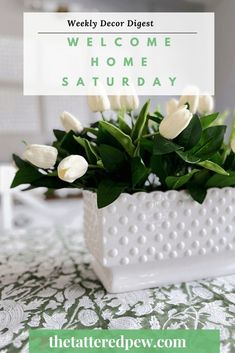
[{"x1": 58, "y1": 155, "x2": 88, "y2": 183}]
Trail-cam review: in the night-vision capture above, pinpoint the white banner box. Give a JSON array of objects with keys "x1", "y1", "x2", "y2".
[{"x1": 24, "y1": 12, "x2": 214, "y2": 96}]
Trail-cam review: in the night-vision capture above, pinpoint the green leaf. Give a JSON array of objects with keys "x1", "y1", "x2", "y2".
[
  {"x1": 99, "y1": 144, "x2": 126, "y2": 172},
  {"x1": 224, "y1": 151, "x2": 235, "y2": 171},
  {"x1": 59, "y1": 130, "x2": 84, "y2": 155},
  {"x1": 209, "y1": 152, "x2": 224, "y2": 166},
  {"x1": 175, "y1": 115, "x2": 202, "y2": 150},
  {"x1": 191, "y1": 169, "x2": 211, "y2": 186},
  {"x1": 197, "y1": 160, "x2": 229, "y2": 176},
  {"x1": 12, "y1": 154, "x2": 27, "y2": 169},
  {"x1": 11, "y1": 164, "x2": 43, "y2": 188},
  {"x1": 176, "y1": 150, "x2": 201, "y2": 163},
  {"x1": 165, "y1": 169, "x2": 199, "y2": 190},
  {"x1": 131, "y1": 100, "x2": 150, "y2": 142},
  {"x1": 84, "y1": 140, "x2": 99, "y2": 164},
  {"x1": 74, "y1": 136, "x2": 99, "y2": 164},
  {"x1": 131, "y1": 157, "x2": 149, "y2": 187},
  {"x1": 53, "y1": 129, "x2": 66, "y2": 141},
  {"x1": 200, "y1": 112, "x2": 219, "y2": 129},
  {"x1": 84, "y1": 127, "x2": 99, "y2": 137},
  {"x1": 153, "y1": 134, "x2": 183, "y2": 155},
  {"x1": 140, "y1": 138, "x2": 153, "y2": 153},
  {"x1": 189, "y1": 125, "x2": 226, "y2": 160},
  {"x1": 97, "y1": 179, "x2": 126, "y2": 208},
  {"x1": 28, "y1": 176, "x2": 70, "y2": 189},
  {"x1": 97, "y1": 160, "x2": 104, "y2": 168},
  {"x1": 133, "y1": 142, "x2": 141, "y2": 158},
  {"x1": 150, "y1": 155, "x2": 173, "y2": 186},
  {"x1": 229, "y1": 111, "x2": 235, "y2": 143},
  {"x1": 213, "y1": 110, "x2": 229, "y2": 126},
  {"x1": 74, "y1": 135, "x2": 86, "y2": 148},
  {"x1": 188, "y1": 187, "x2": 207, "y2": 204},
  {"x1": 97, "y1": 124, "x2": 122, "y2": 150},
  {"x1": 153, "y1": 109, "x2": 164, "y2": 119},
  {"x1": 118, "y1": 109, "x2": 131, "y2": 135},
  {"x1": 147, "y1": 114, "x2": 162, "y2": 124},
  {"x1": 99, "y1": 121, "x2": 135, "y2": 156},
  {"x1": 206, "y1": 171, "x2": 235, "y2": 188}
]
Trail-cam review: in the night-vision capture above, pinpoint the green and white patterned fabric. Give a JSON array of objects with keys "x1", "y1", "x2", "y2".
[{"x1": 0, "y1": 227, "x2": 235, "y2": 353}]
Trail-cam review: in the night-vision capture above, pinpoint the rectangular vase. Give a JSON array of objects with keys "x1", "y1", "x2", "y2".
[{"x1": 83, "y1": 188, "x2": 235, "y2": 293}]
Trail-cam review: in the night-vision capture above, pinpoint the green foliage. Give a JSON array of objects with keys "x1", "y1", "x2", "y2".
[
  {"x1": 11, "y1": 154, "x2": 68, "y2": 189},
  {"x1": 147, "y1": 114, "x2": 162, "y2": 125},
  {"x1": 131, "y1": 157, "x2": 149, "y2": 187},
  {"x1": 74, "y1": 136, "x2": 99, "y2": 164},
  {"x1": 99, "y1": 121, "x2": 135, "y2": 156},
  {"x1": 206, "y1": 172, "x2": 235, "y2": 188},
  {"x1": 165, "y1": 169, "x2": 199, "y2": 190},
  {"x1": 97, "y1": 179, "x2": 126, "y2": 208},
  {"x1": 99, "y1": 144, "x2": 126, "y2": 172},
  {"x1": 176, "y1": 150, "x2": 201, "y2": 163},
  {"x1": 189, "y1": 125, "x2": 226, "y2": 160},
  {"x1": 153, "y1": 134, "x2": 183, "y2": 155},
  {"x1": 117, "y1": 109, "x2": 132, "y2": 135},
  {"x1": 197, "y1": 160, "x2": 229, "y2": 176},
  {"x1": 131, "y1": 100, "x2": 150, "y2": 142},
  {"x1": 11, "y1": 100, "x2": 235, "y2": 208},
  {"x1": 200, "y1": 112, "x2": 219, "y2": 129},
  {"x1": 11, "y1": 155, "x2": 43, "y2": 188},
  {"x1": 188, "y1": 186, "x2": 207, "y2": 204},
  {"x1": 53, "y1": 129, "x2": 66, "y2": 141},
  {"x1": 175, "y1": 115, "x2": 202, "y2": 150}
]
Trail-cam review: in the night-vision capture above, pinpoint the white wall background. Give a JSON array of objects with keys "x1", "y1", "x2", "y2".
[
  {"x1": 207, "y1": 0, "x2": 235, "y2": 114},
  {"x1": 0, "y1": 0, "x2": 234, "y2": 162}
]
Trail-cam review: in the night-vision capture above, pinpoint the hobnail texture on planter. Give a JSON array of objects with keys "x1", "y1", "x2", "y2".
[{"x1": 83, "y1": 188, "x2": 235, "y2": 293}]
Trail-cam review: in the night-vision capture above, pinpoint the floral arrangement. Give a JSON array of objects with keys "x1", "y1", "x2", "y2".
[{"x1": 11, "y1": 89, "x2": 235, "y2": 208}]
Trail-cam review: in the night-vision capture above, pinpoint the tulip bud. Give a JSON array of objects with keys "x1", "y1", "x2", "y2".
[
  {"x1": 231, "y1": 138, "x2": 235, "y2": 153},
  {"x1": 120, "y1": 94, "x2": 139, "y2": 111},
  {"x1": 87, "y1": 95, "x2": 110, "y2": 112},
  {"x1": 159, "y1": 106, "x2": 193, "y2": 140},
  {"x1": 198, "y1": 94, "x2": 214, "y2": 115},
  {"x1": 178, "y1": 86, "x2": 199, "y2": 114},
  {"x1": 58, "y1": 155, "x2": 88, "y2": 183},
  {"x1": 60, "y1": 111, "x2": 83, "y2": 133},
  {"x1": 23, "y1": 144, "x2": 58, "y2": 169},
  {"x1": 110, "y1": 95, "x2": 122, "y2": 111},
  {"x1": 166, "y1": 98, "x2": 179, "y2": 116}
]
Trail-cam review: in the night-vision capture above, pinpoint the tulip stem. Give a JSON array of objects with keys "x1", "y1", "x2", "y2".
[
  {"x1": 141, "y1": 132, "x2": 159, "y2": 139},
  {"x1": 101, "y1": 112, "x2": 106, "y2": 121},
  {"x1": 130, "y1": 111, "x2": 135, "y2": 128},
  {"x1": 47, "y1": 171, "x2": 58, "y2": 176},
  {"x1": 229, "y1": 110, "x2": 235, "y2": 143},
  {"x1": 89, "y1": 164, "x2": 104, "y2": 169}
]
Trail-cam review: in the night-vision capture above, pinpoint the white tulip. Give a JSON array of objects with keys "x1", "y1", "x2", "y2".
[
  {"x1": 110, "y1": 95, "x2": 122, "y2": 111},
  {"x1": 120, "y1": 94, "x2": 139, "y2": 111},
  {"x1": 23, "y1": 144, "x2": 58, "y2": 169},
  {"x1": 60, "y1": 111, "x2": 83, "y2": 133},
  {"x1": 166, "y1": 98, "x2": 179, "y2": 116},
  {"x1": 159, "y1": 106, "x2": 193, "y2": 140},
  {"x1": 87, "y1": 95, "x2": 110, "y2": 112},
  {"x1": 231, "y1": 139, "x2": 235, "y2": 153},
  {"x1": 198, "y1": 94, "x2": 214, "y2": 115},
  {"x1": 178, "y1": 86, "x2": 199, "y2": 114},
  {"x1": 58, "y1": 155, "x2": 88, "y2": 183}
]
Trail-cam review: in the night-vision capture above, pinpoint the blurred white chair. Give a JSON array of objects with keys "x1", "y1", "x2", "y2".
[
  {"x1": 0, "y1": 164, "x2": 63, "y2": 230},
  {"x1": 0, "y1": 165, "x2": 15, "y2": 229},
  {"x1": 0, "y1": 37, "x2": 89, "y2": 229}
]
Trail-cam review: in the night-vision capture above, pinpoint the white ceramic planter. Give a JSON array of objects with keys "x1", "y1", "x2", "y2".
[{"x1": 83, "y1": 188, "x2": 235, "y2": 293}]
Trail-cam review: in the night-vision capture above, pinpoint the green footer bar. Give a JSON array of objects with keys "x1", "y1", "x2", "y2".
[{"x1": 29, "y1": 329, "x2": 219, "y2": 353}]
